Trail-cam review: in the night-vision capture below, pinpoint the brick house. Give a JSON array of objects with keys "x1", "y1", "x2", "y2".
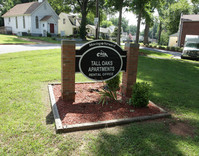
[{"x1": 178, "y1": 14, "x2": 199, "y2": 47}]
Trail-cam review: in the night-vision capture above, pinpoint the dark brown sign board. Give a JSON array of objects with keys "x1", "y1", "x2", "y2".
[{"x1": 76, "y1": 40, "x2": 127, "y2": 81}]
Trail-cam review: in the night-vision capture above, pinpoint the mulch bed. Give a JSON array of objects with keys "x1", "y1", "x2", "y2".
[{"x1": 52, "y1": 83, "x2": 164, "y2": 126}]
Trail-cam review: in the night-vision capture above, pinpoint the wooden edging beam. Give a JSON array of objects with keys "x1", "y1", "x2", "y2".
[{"x1": 48, "y1": 83, "x2": 171, "y2": 133}]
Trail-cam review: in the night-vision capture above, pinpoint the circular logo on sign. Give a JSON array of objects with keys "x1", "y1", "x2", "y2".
[{"x1": 79, "y1": 46, "x2": 123, "y2": 81}]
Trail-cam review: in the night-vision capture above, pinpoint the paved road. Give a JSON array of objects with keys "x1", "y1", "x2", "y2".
[
  {"x1": 0, "y1": 43, "x2": 83, "y2": 54},
  {"x1": 0, "y1": 43, "x2": 182, "y2": 59}
]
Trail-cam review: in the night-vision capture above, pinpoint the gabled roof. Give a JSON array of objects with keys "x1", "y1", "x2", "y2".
[
  {"x1": 60, "y1": 13, "x2": 80, "y2": 26},
  {"x1": 170, "y1": 32, "x2": 179, "y2": 37},
  {"x1": 86, "y1": 24, "x2": 110, "y2": 34},
  {"x1": 40, "y1": 15, "x2": 52, "y2": 21},
  {"x1": 181, "y1": 14, "x2": 199, "y2": 22},
  {"x1": 2, "y1": 1, "x2": 42, "y2": 17}
]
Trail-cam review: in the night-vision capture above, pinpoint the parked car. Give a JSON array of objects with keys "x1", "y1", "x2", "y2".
[{"x1": 181, "y1": 35, "x2": 199, "y2": 60}]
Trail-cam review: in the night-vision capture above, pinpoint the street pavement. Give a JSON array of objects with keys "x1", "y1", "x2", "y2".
[
  {"x1": 0, "y1": 43, "x2": 83, "y2": 54},
  {"x1": 0, "y1": 43, "x2": 182, "y2": 59}
]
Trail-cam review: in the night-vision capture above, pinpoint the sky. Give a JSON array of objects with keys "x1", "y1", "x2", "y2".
[{"x1": 111, "y1": 9, "x2": 159, "y2": 31}]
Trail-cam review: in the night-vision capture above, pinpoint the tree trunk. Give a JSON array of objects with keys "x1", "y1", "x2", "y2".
[
  {"x1": 80, "y1": 10, "x2": 87, "y2": 40},
  {"x1": 117, "y1": 0, "x2": 123, "y2": 45},
  {"x1": 143, "y1": 22, "x2": 149, "y2": 45},
  {"x1": 135, "y1": 11, "x2": 142, "y2": 44},
  {"x1": 158, "y1": 21, "x2": 162, "y2": 44}
]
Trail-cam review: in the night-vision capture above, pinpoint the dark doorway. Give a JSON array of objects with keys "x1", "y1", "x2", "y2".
[{"x1": 50, "y1": 23, "x2": 54, "y2": 33}]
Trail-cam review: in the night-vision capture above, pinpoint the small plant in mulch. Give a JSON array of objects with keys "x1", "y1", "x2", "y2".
[
  {"x1": 98, "y1": 89, "x2": 118, "y2": 105},
  {"x1": 129, "y1": 82, "x2": 151, "y2": 108},
  {"x1": 98, "y1": 74, "x2": 121, "y2": 105}
]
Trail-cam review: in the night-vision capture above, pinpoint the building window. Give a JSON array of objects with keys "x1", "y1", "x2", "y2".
[
  {"x1": 36, "y1": 16, "x2": 39, "y2": 29},
  {"x1": 43, "y1": 24, "x2": 45, "y2": 27},
  {"x1": 23, "y1": 16, "x2": 25, "y2": 28},
  {"x1": 9, "y1": 17, "x2": 10, "y2": 22},
  {"x1": 63, "y1": 18, "x2": 65, "y2": 24},
  {"x1": 15, "y1": 17, "x2": 18, "y2": 29}
]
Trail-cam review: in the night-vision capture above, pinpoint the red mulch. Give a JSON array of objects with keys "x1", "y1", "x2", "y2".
[{"x1": 52, "y1": 83, "x2": 163, "y2": 126}]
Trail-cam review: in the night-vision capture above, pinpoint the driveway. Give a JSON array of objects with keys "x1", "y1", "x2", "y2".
[
  {"x1": 0, "y1": 43, "x2": 182, "y2": 59},
  {"x1": 0, "y1": 43, "x2": 84, "y2": 54}
]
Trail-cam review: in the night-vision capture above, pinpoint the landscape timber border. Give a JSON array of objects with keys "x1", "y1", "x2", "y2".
[{"x1": 48, "y1": 82, "x2": 171, "y2": 133}]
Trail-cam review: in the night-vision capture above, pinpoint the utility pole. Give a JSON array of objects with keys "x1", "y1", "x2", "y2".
[{"x1": 95, "y1": 0, "x2": 99, "y2": 39}]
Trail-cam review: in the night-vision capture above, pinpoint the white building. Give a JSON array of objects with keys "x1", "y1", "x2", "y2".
[
  {"x1": 58, "y1": 13, "x2": 81, "y2": 37},
  {"x1": 2, "y1": 0, "x2": 59, "y2": 36},
  {"x1": 86, "y1": 24, "x2": 111, "y2": 39}
]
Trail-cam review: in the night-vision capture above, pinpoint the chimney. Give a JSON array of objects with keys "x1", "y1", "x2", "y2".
[{"x1": 38, "y1": 0, "x2": 43, "y2": 3}]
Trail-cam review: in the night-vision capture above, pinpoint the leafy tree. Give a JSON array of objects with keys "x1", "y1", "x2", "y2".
[
  {"x1": 105, "y1": 0, "x2": 129, "y2": 45},
  {"x1": 101, "y1": 20, "x2": 113, "y2": 28},
  {"x1": 143, "y1": 0, "x2": 164, "y2": 45},
  {"x1": 164, "y1": 0, "x2": 192, "y2": 34},
  {"x1": 127, "y1": 25, "x2": 137, "y2": 35},
  {"x1": 67, "y1": 0, "x2": 96, "y2": 40},
  {"x1": 148, "y1": 17, "x2": 158, "y2": 39},
  {"x1": 157, "y1": 0, "x2": 178, "y2": 44},
  {"x1": 110, "y1": 17, "x2": 129, "y2": 32},
  {"x1": 48, "y1": 0, "x2": 70, "y2": 15},
  {"x1": 191, "y1": 0, "x2": 199, "y2": 13},
  {"x1": 130, "y1": 0, "x2": 151, "y2": 44},
  {"x1": 0, "y1": 0, "x2": 16, "y2": 26}
]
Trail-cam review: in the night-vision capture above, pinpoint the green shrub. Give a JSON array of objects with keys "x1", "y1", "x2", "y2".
[
  {"x1": 171, "y1": 46, "x2": 175, "y2": 51},
  {"x1": 105, "y1": 74, "x2": 120, "y2": 91},
  {"x1": 129, "y1": 82, "x2": 150, "y2": 108}
]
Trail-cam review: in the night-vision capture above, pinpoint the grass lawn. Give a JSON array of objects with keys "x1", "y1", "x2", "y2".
[
  {"x1": 0, "y1": 34, "x2": 33, "y2": 44},
  {"x1": 23, "y1": 36, "x2": 88, "y2": 44},
  {"x1": 22, "y1": 36, "x2": 61, "y2": 44},
  {"x1": 0, "y1": 49, "x2": 199, "y2": 155},
  {"x1": 139, "y1": 49, "x2": 173, "y2": 58}
]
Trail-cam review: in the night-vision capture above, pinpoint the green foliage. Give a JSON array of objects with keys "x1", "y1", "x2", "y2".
[
  {"x1": 105, "y1": 74, "x2": 120, "y2": 91},
  {"x1": 101, "y1": 20, "x2": 113, "y2": 28},
  {"x1": 164, "y1": 0, "x2": 192, "y2": 34},
  {"x1": 159, "y1": 30, "x2": 169, "y2": 45},
  {"x1": 129, "y1": 82, "x2": 150, "y2": 108},
  {"x1": 99, "y1": 74, "x2": 120, "y2": 105},
  {"x1": 110, "y1": 17, "x2": 131, "y2": 32},
  {"x1": 191, "y1": 0, "x2": 199, "y2": 13},
  {"x1": 0, "y1": 49, "x2": 199, "y2": 155},
  {"x1": 98, "y1": 89, "x2": 117, "y2": 106}
]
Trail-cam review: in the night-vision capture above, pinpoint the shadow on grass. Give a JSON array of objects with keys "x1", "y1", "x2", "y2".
[
  {"x1": 46, "y1": 111, "x2": 54, "y2": 124},
  {"x1": 137, "y1": 56, "x2": 199, "y2": 113},
  {"x1": 86, "y1": 121, "x2": 199, "y2": 155},
  {"x1": 80, "y1": 56, "x2": 199, "y2": 155}
]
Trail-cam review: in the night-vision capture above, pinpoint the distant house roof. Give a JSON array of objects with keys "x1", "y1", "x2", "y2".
[
  {"x1": 100, "y1": 27, "x2": 110, "y2": 34},
  {"x1": 60, "y1": 13, "x2": 80, "y2": 26},
  {"x1": 170, "y1": 32, "x2": 179, "y2": 37},
  {"x1": 2, "y1": 1, "x2": 42, "y2": 17},
  {"x1": 87, "y1": 24, "x2": 110, "y2": 34},
  {"x1": 181, "y1": 14, "x2": 199, "y2": 22},
  {"x1": 40, "y1": 15, "x2": 52, "y2": 21}
]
